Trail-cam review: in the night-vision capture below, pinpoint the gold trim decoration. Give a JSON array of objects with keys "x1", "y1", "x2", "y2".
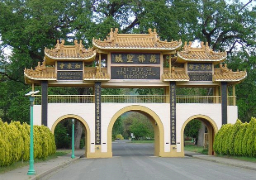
[
  {"x1": 83, "y1": 67, "x2": 110, "y2": 81},
  {"x1": 178, "y1": 41, "x2": 227, "y2": 62},
  {"x1": 162, "y1": 67, "x2": 189, "y2": 81},
  {"x1": 213, "y1": 64, "x2": 247, "y2": 82},
  {"x1": 45, "y1": 40, "x2": 96, "y2": 60},
  {"x1": 93, "y1": 28, "x2": 182, "y2": 50}
]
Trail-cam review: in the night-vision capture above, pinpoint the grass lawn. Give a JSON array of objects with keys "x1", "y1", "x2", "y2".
[
  {"x1": 185, "y1": 145, "x2": 256, "y2": 163},
  {"x1": 184, "y1": 145, "x2": 208, "y2": 154},
  {"x1": 0, "y1": 150, "x2": 70, "y2": 174}
]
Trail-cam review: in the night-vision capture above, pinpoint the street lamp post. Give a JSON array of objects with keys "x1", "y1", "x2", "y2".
[
  {"x1": 26, "y1": 90, "x2": 39, "y2": 175},
  {"x1": 71, "y1": 119, "x2": 75, "y2": 159}
]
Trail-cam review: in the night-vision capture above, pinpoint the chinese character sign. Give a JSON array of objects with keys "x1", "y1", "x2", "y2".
[
  {"x1": 111, "y1": 67, "x2": 160, "y2": 79},
  {"x1": 111, "y1": 53, "x2": 160, "y2": 64},
  {"x1": 95, "y1": 82, "x2": 101, "y2": 145},
  {"x1": 187, "y1": 63, "x2": 212, "y2": 81},
  {"x1": 57, "y1": 61, "x2": 83, "y2": 70},
  {"x1": 170, "y1": 82, "x2": 176, "y2": 145},
  {"x1": 57, "y1": 61, "x2": 83, "y2": 80}
]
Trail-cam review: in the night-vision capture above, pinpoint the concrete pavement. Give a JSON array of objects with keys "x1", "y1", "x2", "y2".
[
  {"x1": 1, "y1": 150, "x2": 255, "y2": 180},
  {"x1": 0, "y1": 150, "x2": 84, "y2": 180}
]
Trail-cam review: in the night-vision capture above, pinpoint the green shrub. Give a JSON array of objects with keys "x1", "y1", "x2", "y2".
[
  {"x1": 0, "y1": 120, "x2": 12, "y2": 166},
  {"x1": 242, "y1": 120, "x2": 252, "y2": 156},
  {"x1": 213, "y1": 124, "x2": 230, "y2": 155},
  {"x1": 221, "y1": 124, "x2": 233, "y2": 155},
  {"x1": 234, "y1": 123, "x2": 248, "y2": 156},
  {"x1": 227, "y1": 120, "x2": 242, "y2": 155},
  {"x1": 214, "y1": 119, "x2": 256, "y2": 157},
  {"x1": 8, "y1": 122, "x2": 24, "y2": 162},
  {"x1": 0, "y1": 118, "x2": 56, "y2": 167},
  {"x1": 116, "y1": 134, "x2": 124, "y2": 140},
  {"x1": 246, "y1": 117, "x2": 256, "y2": 157}
]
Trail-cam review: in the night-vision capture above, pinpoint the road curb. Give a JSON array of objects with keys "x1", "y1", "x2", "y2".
[
  {"x1": 30, "y1": 157, "x2": 80, "y2": 180},
  {"x1": 192, "y1": 155, "x2": 256, "y2": 171}
]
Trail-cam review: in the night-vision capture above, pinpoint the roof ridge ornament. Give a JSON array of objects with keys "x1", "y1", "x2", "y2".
[
  {"x1": 179, "y1": 41, "x2": 227, "y2": 62},
  {"x1": 93, "y1": 28, "x2": 182, "y2": 50}
]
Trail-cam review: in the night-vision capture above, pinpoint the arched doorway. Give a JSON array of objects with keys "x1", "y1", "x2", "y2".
[
  {"x1": 51, "y1": 114, "x2": 91, "y2": 157},
  {"x1": 181, "y1": 115, "x2": 218, "y2": 155},
  {"x1": 107, "y1": 105, "x2": 165, "y2": 157}
]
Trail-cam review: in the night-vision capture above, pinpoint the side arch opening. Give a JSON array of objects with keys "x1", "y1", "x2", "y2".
[
  {"x1": 51, "y1": 114, "x2": 91, "y2": 158},
  {"x1": 181, "y1": 115, "x2": 218, "y2": 155}
]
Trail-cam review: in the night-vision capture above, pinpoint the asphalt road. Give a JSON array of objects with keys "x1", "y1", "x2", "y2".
[{"x1": 42, "y1": 141, "x2": 256, "y2": 180}]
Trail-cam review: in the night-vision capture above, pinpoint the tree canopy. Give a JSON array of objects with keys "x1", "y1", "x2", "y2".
[{"x1": 0, "y1": 0, "x2": 256, "y2": 122}]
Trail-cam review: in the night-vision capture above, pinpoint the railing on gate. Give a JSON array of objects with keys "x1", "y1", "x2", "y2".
[
  {"x1": 176, "y1": 95, "x2": 221, "y2": 104},
  {"x1": 34, "y1": 95, "x2": 94, "y2": 105},
  {"x1": 33, "y1": 95, "x2": 236, "y2": 105},
  {"x1": 101, "y1": 95, "x2": 166, "y2": 103}
]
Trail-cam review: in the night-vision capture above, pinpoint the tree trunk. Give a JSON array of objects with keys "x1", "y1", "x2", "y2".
[
  {"x1": 197, "y1": 123, "x2": 205, "y2": 147},
  {"x1": 74, "y1": 120, "x2": 83, "y2": 149},
  {"x1": 74, "y1": 87, "x2": 91, "y2": 149}
]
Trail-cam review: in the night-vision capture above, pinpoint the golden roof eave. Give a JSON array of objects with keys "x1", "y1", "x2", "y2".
[
  {"x1": 162, "y1": 67, "x2": 190, "y2": 82},
  {"x1": 177, "y1": 41, "x2": 227, "y2": 63},
  {"x1": 44, "y1": 40, "x2": 96, "y2": 65},
  {"x1": 45, "y1": 51, "x2": 96, "y2": 61},
  {"x1": 213, "y1": 65, "x2": 247, "y2": 83},
  {"x1": 93, "y1": 28, "x2": 182, "y2": 51}
]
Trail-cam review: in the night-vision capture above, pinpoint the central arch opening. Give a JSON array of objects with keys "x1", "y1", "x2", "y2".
[
  {"x1": 107, "y1": 105, "x2": 164, "y2": 157},
  {"x1": 112, "y1": 111, "x2": 155, "y2": 156}
]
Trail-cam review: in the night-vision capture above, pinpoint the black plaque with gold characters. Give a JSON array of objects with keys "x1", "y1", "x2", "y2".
[
  {"x1": 170, "y1": 82, "x2": 176, "y2": 145},
  {"x1": 111, "y1": 53, "x2": 160, "y2": 64},
  {"x1": 57, "y1": 61, "x2": 83, "y2": 70},
  {"x1": 57, "y1": 61, "x2": 83, "y2": 80},
  {"x1": 111, "y1": 66, "x2": 160, "y2": 79},
  {"x1": 188, "y1": 72, "x2": 212, "y2": 81},
  {"x1": 95, "y1": 82, "x2": 101, "y2": 145},
  {"x1": 187, "y1": 63, "x2": 212, "y2": 81},
  {"x1": 57, "y1": 71, "x2": 83, "y2": 80}
]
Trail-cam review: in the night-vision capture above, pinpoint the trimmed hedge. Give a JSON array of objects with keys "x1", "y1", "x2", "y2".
[
  {"x1": 0, "y1": 119, "x2": 56, "y2": 166},
  {"x1": 213, "y1": 117, "x2": 256, "y2": 157}
]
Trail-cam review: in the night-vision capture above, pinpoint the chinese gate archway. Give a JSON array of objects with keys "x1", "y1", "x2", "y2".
[{"x1": 24, "y1": 28, "x2": 246, "y2": 158}]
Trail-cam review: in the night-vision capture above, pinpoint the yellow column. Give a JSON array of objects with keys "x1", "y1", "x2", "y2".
[
  {"x1": 233, "y1": 85, "x2": 236, "y2": 106},
  {"x1": 169, "y1": 55, "x2": 171, "y2": 73},
  {"x1": 32, "y1": 83, "x2": 35, "y2": 91},
  {"x1": 227, "y1": 86, "x2": 229, "y2": 106},
  {"x1": 99, "y1": 53, "x2": 102, "y2": 72},
  {"x1": 215, "y1": 86, "x2": 219, "y2": 103},
  {"x1": 32, "y1": 83, "x2": 35, "y2": 105},
  {"x1": 165, "y1": 86, "x2": 170, "y2": 103}
]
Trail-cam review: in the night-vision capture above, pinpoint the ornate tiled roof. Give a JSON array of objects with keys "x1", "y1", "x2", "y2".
[
  {"x1": 162, "y1": 67, "x2": 189, "y2": 81},
  {"x1": 24, "y1": 63, "x2": 110, "y2": 81},
  {"x1": 83, "y1": 67, "x2": 110, "y2": 81},
  {"x1": 177, "y1": 41, "x2": 227, "y2": 62},
  {"x1": 93, "y1": 28, "x2": 182, "y2": 50},
  {"x1": 44, "y1": 40, "x2": 96, "y2": 61},
  {"x1": 213, "y1": 64, "x2": 247, "y2": 82},
  {"x1": 24, "y1": 63, "x2": 56, "y2": 80}
]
